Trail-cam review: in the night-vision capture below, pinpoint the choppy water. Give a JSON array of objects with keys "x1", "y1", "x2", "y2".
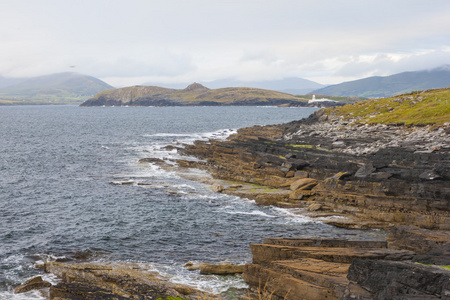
[{"x1": 0, "y1": 105, "x2": 386, "y2": 299}]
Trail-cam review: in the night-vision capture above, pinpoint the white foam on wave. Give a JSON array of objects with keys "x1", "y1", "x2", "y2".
[
  {"x1": 151, "y1": 262, "x2": 248, "y2": 295},
  {"x1": 0, "y1": 290, "x2": 46, "y2": 300},
  {"x1": 270, "y1": 207, "x2": 315, "y2": 224},
  {"x1": 223, "y1": 210, "x2": 276, "y2": 218}
]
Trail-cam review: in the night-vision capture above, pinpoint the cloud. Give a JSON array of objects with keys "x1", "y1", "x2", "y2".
[{"x1": 1, "y1": 0, "x2": 450, "y2": 85}]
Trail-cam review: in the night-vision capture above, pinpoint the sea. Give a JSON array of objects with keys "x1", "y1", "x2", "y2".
[{"x1": 0, "y1": 105, "x2": 387, "y2": 299}]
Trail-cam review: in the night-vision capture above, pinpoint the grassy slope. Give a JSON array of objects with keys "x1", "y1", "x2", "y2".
[{"x1": 325, "y1": 88, "x2": 450, "y2": 126}]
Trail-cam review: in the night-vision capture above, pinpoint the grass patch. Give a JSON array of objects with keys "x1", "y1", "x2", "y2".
[{"x1": 325, "y1": 88, "x2": 450, "y2": 126}]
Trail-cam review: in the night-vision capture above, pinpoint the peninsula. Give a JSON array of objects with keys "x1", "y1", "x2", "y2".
[{"x1": 80, "y1": 83, "x2": 349, "y2": 107}]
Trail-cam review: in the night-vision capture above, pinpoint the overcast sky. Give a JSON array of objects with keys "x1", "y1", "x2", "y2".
[{"x1": 1, "y1": 0, "x2": 450, "y2": 87}]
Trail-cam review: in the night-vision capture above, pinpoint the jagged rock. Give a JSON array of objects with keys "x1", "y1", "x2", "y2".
[{"x1": 14, "y1": 276, "x2": 51, "y2": 294}]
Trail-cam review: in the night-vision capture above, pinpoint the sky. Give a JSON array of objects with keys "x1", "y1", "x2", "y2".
[{"x1": 1, "y1": 0, "x2": 450, "y2": 87}]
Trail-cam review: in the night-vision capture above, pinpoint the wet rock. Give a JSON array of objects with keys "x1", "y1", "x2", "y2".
[
  {"x1": 419, "y1": 170, "x2": 442, "y2": 180},
  {"x1": 199, "y1": 263, "x2": 245, "y2": 275},
  {"x1": 210, "y1": 183, "x2": 224, "y2": 193},
  {"x1": 138, "y1": 157, "x2": 164, "y2": 164},
  {"x1": 14, "y1": 276, "x2": 51, "y2": 294},
  {"x1": 45, "y1": 262, "x2": 203, "y2": 300}
]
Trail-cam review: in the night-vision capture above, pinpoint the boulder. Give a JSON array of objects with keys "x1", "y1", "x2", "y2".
[
  {"x1": 14, "y1": 276, "x2": 51, "y2": 294},
  {"x1": 290, "y1": 178, "x2": 318, "y2": 191},
  {"x1": 307, "y1": 203, "x2": 322, "y2": 212},
  {"x1": 198, "y1": 263, "x2": 245, "y2": 275},
  {"x1": 210, "y1": 183, "x2": 224, "y2": 193}
]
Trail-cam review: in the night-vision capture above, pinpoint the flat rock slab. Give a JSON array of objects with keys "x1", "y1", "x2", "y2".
[
  {"x1": 264, "y1": 237, "x2": 387, "y2": 249},
  {"x1": 250, "y1": 244, "x2": 414, "y2": 264}
]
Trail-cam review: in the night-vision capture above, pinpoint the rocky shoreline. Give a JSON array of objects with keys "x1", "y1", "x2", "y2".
[
  {"x1": 176, "y1": 108, "x2": 449, "y2": 230},
  {"x1": 15, "y1": 105, "x2": 450, "y2": 299}
]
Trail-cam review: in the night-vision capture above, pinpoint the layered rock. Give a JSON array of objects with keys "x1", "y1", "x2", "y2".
[
  {"x1": 177, "y1": 109, "x2": 450, "y2": 229},
  {"x1": 42, "y1": 261, "x2": 204, "y2": 299},
  {"x1": 243, "y1": 229, "x2": 450, "y2": 300}
]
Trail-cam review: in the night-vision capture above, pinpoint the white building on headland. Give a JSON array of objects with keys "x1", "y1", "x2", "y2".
[{"x1": 308, "y1": 94, "x2": 338, "y2": 104}]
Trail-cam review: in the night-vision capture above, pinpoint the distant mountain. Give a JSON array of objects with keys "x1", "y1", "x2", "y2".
[
  {"x1": 0, "y1": 72, "x2": 114, "y2": 103},
  {"x1": 81, "y1": 82, "x2": 331, "y2": 107},
  {"x1": 0, "y1": 75, "x2": 27, "y2": 88},
  {"x1": 312, "y1": 66, "x2": 450, "y2": 98},
  {"x1": 144, "y1": 77, "x2": 325, "y2": 95}
]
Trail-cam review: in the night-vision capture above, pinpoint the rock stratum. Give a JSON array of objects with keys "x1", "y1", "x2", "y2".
[
  {"x1": 176, "y1": 88, "x2": 450, "y2": 230},
  {"x1": 80, "y1": 83, "x2": 344, "y2": 107}
]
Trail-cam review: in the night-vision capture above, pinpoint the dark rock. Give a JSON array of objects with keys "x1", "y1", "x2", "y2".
[
  {"x1": 413, "y1": 243, "x2": 450, "y2": 265},
  {"x1": 387, "y1": 226, "x2": 450, "y2": 254},
  {"x1": 139, "y1": 157, "x2": 164, "y2": 164},
  {"x1": 419, "y1": 170, "x2": 442, "y2": 180},
  {"x1": 344, "y1": 259, "x2": 450, "y2": 300},
  {"x1": 354, "y1": 164, "x2": 376, "y2": 178}
]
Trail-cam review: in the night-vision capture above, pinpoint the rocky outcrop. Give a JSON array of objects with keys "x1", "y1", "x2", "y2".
[
  {"x1": 243, "y1": 230, "x2": 450, "y2": 300},
  {"x1": 177, "y1": 109, "x2": 450, "y2": 229},
  {"x1": 42, "y1": 261, "x2": 204, "y2": 299}
]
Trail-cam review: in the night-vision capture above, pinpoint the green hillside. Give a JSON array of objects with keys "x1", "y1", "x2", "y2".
[
  {"x1": 326, "y1": 88, "x2": 450, "y2": 126},
  {"x1": 0, "y1": 72, "x2": 114, "y2": 103},
  {"x1": 313, "y1": 66, "x2": 450, "y2": 98}
]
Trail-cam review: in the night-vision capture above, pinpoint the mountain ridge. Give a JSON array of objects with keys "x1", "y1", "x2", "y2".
[
  {"x1": 0, "y1": 72, "x2": 114, "y2": 103},
  {"x1": 312, "y1": 66, "x2": 450, "y2": 98}
]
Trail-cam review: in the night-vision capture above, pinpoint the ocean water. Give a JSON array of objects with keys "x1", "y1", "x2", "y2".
[{"x1": 0, "y1": 105, "x2": 386, "y2": 299}]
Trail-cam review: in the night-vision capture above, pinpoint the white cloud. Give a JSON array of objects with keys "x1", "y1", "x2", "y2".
[{"x1": 0, "y1": 0, "x2": 450, "y2": 85}]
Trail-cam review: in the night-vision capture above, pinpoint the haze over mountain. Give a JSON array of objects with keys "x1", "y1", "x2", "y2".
[
  {"x1": 312, "y1": 66, "x2": 450, "y2": 98},
  {"x1": 0, "y1": 72, "x2": 114, "y2": 103},
  {"x1": 144, "y1": 77, "x2": 325, "y2": 95}
]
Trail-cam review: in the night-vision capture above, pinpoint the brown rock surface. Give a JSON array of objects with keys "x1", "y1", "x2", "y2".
[
  {"x1": 45, "y1": 261, "x2": 203, "y2": 300},
  {"x1": 243, "y1": 234, "x2": 450, "y2": 300}
]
